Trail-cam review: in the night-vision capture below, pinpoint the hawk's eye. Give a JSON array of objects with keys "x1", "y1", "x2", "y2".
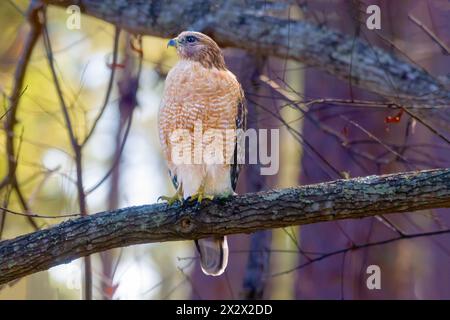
[{"x1": 185, "y1": 36, "x2": 197, "y2": 43}]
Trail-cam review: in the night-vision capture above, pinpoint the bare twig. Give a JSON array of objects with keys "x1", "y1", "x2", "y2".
[
  {"x1": 271, "y1": 228, "x2": 450, "y2": 277},
  {"x1": 41, "y1": 8, "x2": 92, "y2": 300},
  {"x1": 408, "y1": 14, "x2": 450, "y2": 55},
  {"x1": 86, "y1": 115, "x2": 132, "y2": 194},
  {"x1": 1, "y1": 0, "x2": 43, "y2": 233},
  {"x1": 0, "y1": 206, "x2": 80, "y2": 219},
  {"x1": 400, "y1": 107, "x2": 450, "y2": 145},
  {"x1": 81, "y1": 27, "x2": 121, "y2": 146}
]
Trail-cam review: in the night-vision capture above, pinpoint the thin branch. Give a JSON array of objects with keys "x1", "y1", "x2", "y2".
[
  {"x1": 41, "y1": 9, "x2": 92, "y2": 300},
  {"x1": 1, "y1": 168, "x2": 450, "y2": 285},
  {"x1": 81, "y1": 27, "x2": 121, "y2": 146},
  {"x1": 271, "y1": 228, "x2": 450, "y2": 278},
  {"x1": 400, "y1": 107, "x2": 450, "y2": 145},
  {"x1": 0, "y1": 206, "x2": 80, "y2": 219},
  {"x1": 1, "y1": 0, "x2": 43, "y2": 232},
  {"x1": 341, "y1": 116, "x2": 410, "y2": 164},
  {"x1": 408, "y1": 14, "x2": 450, "y2": 55},
  {"x1": 86, "y1": 110, "x2": 132, "y2": 194}
]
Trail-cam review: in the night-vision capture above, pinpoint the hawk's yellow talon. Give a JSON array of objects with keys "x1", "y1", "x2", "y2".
[
  {"x1": 189, "y1": 185, "x2": 214, "y2": 204},
  {"x1": 158, "y1": 187, "x2": 183, "y2": 206}
]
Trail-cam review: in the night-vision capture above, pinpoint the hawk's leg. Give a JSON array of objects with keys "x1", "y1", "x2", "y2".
[
  {"x1": 158, "y1": 184, "x2": 183, "y2": 206},
  {"x1": 188, "y1": 182, "x2": 215, "y2": 204}
]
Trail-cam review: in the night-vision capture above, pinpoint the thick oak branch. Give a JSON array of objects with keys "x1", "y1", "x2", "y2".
[
  {"x1": 44, "y1": 0, "x2": 450, "y2": 121},
  {"x1": 1, "y1": 168, "x2": 450, "y2": 285}
]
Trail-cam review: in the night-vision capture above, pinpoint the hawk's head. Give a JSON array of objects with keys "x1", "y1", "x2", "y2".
[{"x1": 168, "y1": 31, "x2": 226, "y2": 70}]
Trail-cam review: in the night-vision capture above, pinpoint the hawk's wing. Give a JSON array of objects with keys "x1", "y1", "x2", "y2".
[
  {"x1": 230, "y1": 87, "x2": 247, "y2": 191},
  {"x1": 168, "y1": 169, "x2": 179, "y2": 190}
]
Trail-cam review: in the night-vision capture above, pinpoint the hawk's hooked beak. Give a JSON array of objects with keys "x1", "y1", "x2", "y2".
[{"x1": 167, "y1": 38, "x2": 178, "y2": 48}]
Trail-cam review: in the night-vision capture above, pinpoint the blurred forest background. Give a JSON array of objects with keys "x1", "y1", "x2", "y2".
[{"x1": 1, "y1": 0, "x2": 450, "y2": 299}]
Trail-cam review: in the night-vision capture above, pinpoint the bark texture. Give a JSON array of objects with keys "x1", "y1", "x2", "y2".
[{"x1": 1, "y1": 168, "x2": 450, "y2": 285}]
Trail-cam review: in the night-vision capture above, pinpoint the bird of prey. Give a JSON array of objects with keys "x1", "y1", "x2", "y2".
[{"x1": 158, "y1": 31, "x2": 246, "y2": 276}]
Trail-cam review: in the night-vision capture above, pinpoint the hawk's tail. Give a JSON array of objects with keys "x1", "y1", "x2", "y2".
[{"x1": 195, "y1": 236, "x2": 228, "y2": 276}]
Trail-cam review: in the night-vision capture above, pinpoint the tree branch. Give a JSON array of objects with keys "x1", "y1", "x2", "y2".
[
  {"x1": 1, "y1": 0, "x2": 43, "y2": 233},
  {"x1": 44, "y1": 0, "x2": 450, "y2": 120},
  {"x1": 1, "y1": 168, "x2": 450, "y2": 285}
]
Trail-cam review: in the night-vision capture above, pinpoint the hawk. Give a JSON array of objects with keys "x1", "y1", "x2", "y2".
[{"x1": 158, "y1": 31, "x2": 246, "y2": 276}]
